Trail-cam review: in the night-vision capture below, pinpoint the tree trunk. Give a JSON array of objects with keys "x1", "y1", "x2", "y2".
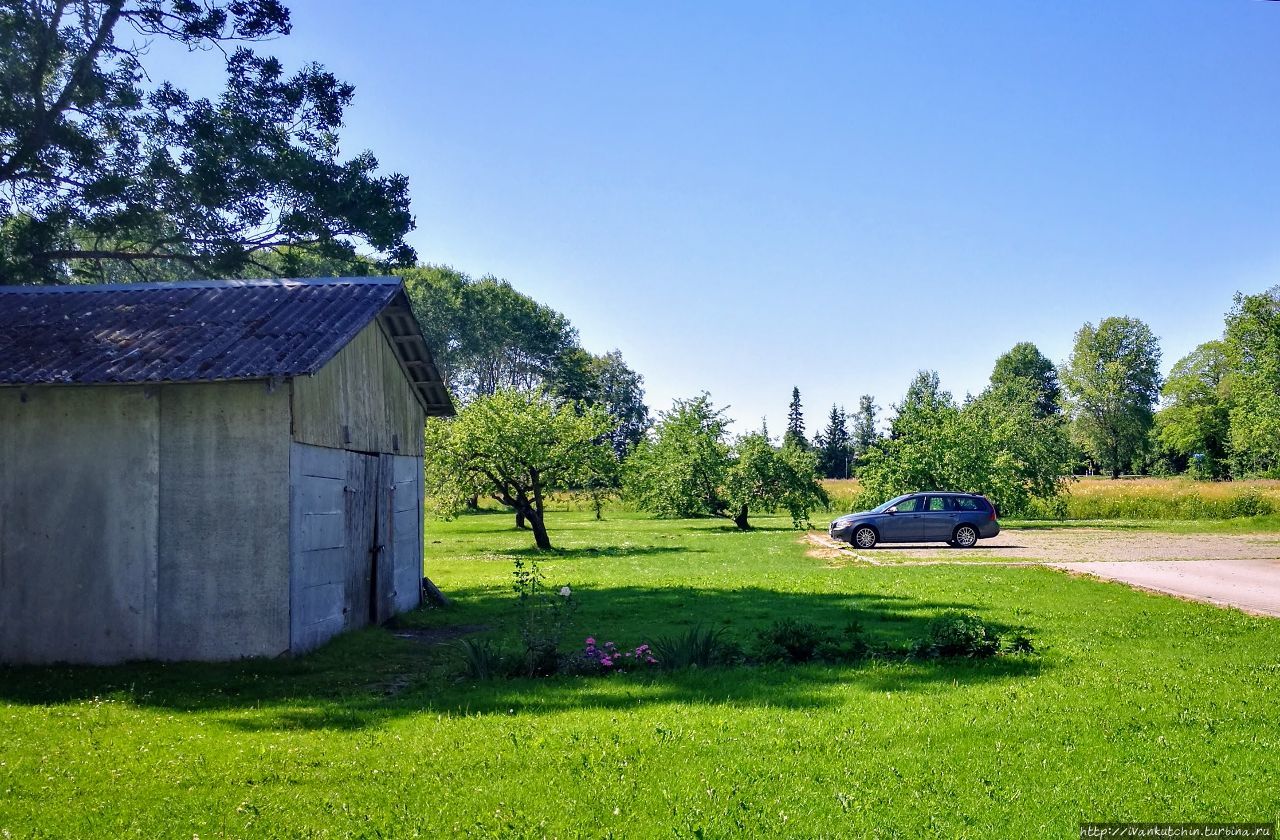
[
  {"x1": 733, "y1": 504, "x2": 751, "y2": 531},
  {"x1": 1110, "y1": 465, "x2": 1120, "y2": 480},
  {"x1": 527, "y1": 510, "x2": 552, "y2": 550},
  {"x1": 465, "y1": 495, "x2": 479, "y2": 510},
  {"x1": 515, "y1": 511, "x2": 527, "y2": 529}
]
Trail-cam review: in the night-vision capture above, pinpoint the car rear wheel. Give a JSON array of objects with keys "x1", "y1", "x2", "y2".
[
  {"x1": 952, "y1": 524, "x2": 978, "y2": 548},
  {"x1": 852, "y1": 526, "x2": 878, "y2": 549}
]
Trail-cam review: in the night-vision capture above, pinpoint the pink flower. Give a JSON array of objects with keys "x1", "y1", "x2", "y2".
[
  {"x1": 585, "y1": 637, "x2": 596, "y2": 646},
  {"x1": 600, "y1": 658, "x2": 613, "y2": 667}
]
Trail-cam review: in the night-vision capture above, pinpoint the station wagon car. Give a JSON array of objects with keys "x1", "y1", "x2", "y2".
[{"x1": 828, "y1": 492, "x2": 999, "y2": 549}]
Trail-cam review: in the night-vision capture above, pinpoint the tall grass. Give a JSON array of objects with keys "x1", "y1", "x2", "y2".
[{"x1": 821, "y1": 477, "x2": 1280, "y2": 521}]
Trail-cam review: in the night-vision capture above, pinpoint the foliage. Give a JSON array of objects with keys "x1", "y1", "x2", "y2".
[
  {"x1": 814, "y1": 404, "x2": 852, "y2": 479},
  {"x1": 624, "y1": 394, "x2": 733, "y2": 518},
  {"x1": 511, "y1": 557, "x2": 578, "y2": 676},
  {"x1": 857, "y1": 374, "x2": 1073, "y2": 516},
  {"x1": 0, "y1": 1, "x2": 414, "y2": 284},
  {"x1": 424, "y1": 389, "x2": 616, "y2": 549},
  {"x1": 753, "y1": 618, "x2": 828, "y2": 663},
  {"x1": 911, "y1": 611, "x2": 1004, "y2": 658},
  {"x1": 1154, "y1": 340, "x2": 1232, "y2": 479},
  {"x1": 990, "y1": 342, "x2": 1062, "y2": 418},
  {"x1": 784, "y1": 386, "x2": 808, "y2": 449},
  {"x1": 1061, "y1": 317, "x2": 1163, "y2": 478},
  {"x1": 625, "y1": 395, "x2": 828, "y2": 530},
  {"x1": 456, "y1": 637, "x2": 507, "y2": 680},
  {"x1": 849, "y1": 394, "x2": 880, "y2": 460},
  {"x1": 650, "y1": 626, "x2": 737, "y2": 670},
  {"x1": 723, "y1": 434, "x2": 829, "y2": 529},
  {"x1": 576, "y1": 638, "x2": 658, "y2": 673},
  {"x1": 1224, "y1": 287, "x2": 1280, "y2": 477},
  {"x1": 400, "y1": 267, "x2": 579, "y2": 401}
]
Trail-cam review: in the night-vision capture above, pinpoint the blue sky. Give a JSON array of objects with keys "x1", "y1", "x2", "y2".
[{"x1": 150, "y1": 1, "x2": 1280, "y2": 435}]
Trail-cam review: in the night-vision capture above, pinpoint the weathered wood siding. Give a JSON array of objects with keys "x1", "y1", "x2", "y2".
[
  {"x1": 290, "y1": 320, "x2": 426, "y2": 456},
  {"x1": 289, "y1": 443, "x2": 423, "y2": 653}
]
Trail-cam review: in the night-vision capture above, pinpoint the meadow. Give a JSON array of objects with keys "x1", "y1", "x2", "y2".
[
  {"x1": 2, "y1": 509, "x2": 1280, "y2": 837},
  {"x1": 823, "y1": 476, "x2": 1280, "y2": 522}
]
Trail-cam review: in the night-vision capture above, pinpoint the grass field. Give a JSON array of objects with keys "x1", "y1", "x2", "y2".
[
  {"x1": 824, "y1": 476, "x2": 1280, "y2": 522},
  {"x1": 3, "y1": 511, "x2": 1280, "y2": 837}
]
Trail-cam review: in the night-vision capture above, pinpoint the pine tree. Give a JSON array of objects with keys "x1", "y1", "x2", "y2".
[
  {"x1": 818, "y1": 405, "x2": 851, "y2": 478},
  {"x1": 785, "y1": 386, "x2": 808, "y2": 449},
  {"x1": 850, "y1": 395, "x2": 879, "y2": 459}
]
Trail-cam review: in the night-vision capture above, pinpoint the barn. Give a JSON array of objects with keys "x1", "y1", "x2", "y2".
[{"x1": 0, "y1": 277, "x2": 453, "y2": 665}]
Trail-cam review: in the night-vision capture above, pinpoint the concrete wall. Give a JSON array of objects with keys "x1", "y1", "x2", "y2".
[
  {"x1": 0, "y1": 381, "x2": 291, "y2": 665},
  {"x1": 0, "y1": 386, "x2": 160, "y2": 664},
  {"x1": 157, "y1": 382, "x2": 291, "y2": 660},
  {"x1": 291, "y1": 320, "x2": 426, "y2": 457}
]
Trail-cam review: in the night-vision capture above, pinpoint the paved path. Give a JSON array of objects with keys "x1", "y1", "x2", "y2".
[{"x1": 1050, "y1": 559, "x2": 1280, "y2": 617}]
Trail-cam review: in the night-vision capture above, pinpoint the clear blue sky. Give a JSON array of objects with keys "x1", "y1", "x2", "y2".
[{"x1": 150, "y1": 1, "x2": 1280, "y2": 435}]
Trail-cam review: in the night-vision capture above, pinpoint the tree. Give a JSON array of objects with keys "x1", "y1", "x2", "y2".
[
  {"x1": 581, "y1": 351, "x2": 650, "y2": 458},
  {"x1": 990, "y1": 342, "x2": 1062, "y2": 417},
  {"x1": 815, "y1": 404, "x2": 851, "y2": 479},
  {"x1": 850, "y1": 395, "x2": 879, "y2": 459},
  {"x1": 624, "y1": 395, "x2": 828, "y2": 530},
  {"x1": 1061, "y1": 317, "x2": 1162, "y2": 478},
  {"x1": 424, "y1": 389, "x2": 616, "y2": 550},
  {"x1": 1224, "y1": 287, "x2": 1280, "y2": 477},
  {"x1": 1154, "y1": 340, "x2": 1232, "y2": 478},
  {"x1": 623, "y1": 394, "x2": 732, "y2": 519},
  {"x1": 857, "y1": 375, "x2": 1073, "y2": 516},
  {"x1": 784, "y1": 386, "x2": 808, "y2": 449},
  {"x1": 0, "y1": 1, "x2": 414, "y2": 284},
  {"x1": 723, "y1": 434, "x2": 829, "y2": 529},
  {"x1": 399, "y1": 266, "x2": 580, "y2": 401}
]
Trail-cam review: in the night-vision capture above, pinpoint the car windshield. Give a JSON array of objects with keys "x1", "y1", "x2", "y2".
[{"x1": 870, "y1": 493, "x2": 914, "y2": 514}]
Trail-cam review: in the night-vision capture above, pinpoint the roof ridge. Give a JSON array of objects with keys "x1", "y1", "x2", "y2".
[{"x1": 0, "y1": 276, "x2": 400, "y2": 294}]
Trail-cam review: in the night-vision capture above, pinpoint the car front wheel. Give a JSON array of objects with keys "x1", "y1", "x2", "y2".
[
  {"x1": 952, "y1": 524, "x2": 978, "y2": 548},
  {"x1": 852, "y1": 526, "x2": 878, "y2": 549}
]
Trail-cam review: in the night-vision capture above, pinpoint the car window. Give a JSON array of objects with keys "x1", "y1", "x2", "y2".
[
  {"x1": 926, "y1": 496, "x2": 952, "y2": 511},
  {"x1": 954, "y1": 497, "x2": 981, "y2": 511},
  {"x1": 892, "y1": 497, "x2": 921, "y2": 513}
]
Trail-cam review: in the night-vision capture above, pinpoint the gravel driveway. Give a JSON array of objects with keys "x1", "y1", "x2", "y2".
[{"x1": 808, "y1": 528, "x2": 1280, "y2": 617}]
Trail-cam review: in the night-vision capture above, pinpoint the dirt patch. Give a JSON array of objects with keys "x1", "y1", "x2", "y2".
[{"x1": 390, "y1": 624, "x2": 490, "y2": 646}]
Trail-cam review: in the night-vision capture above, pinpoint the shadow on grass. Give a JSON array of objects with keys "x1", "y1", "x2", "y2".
[
  {"x1": 504, "y1": 545, "x2": 703, "y2": 559},
  {"x1": 0, "y1": 585, "x2": 1046, "y2": 731}
]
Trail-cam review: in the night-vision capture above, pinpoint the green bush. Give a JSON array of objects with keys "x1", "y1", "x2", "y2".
[
  {"x1": 913, "y1": 611, "x2": 1003, "y2": 659},
  {"x1": 754, "y1": 618, "x2": 828, "y2": 663},
  {"x1": 651, "y1": 626, "x2": 736, "y2": 670},
  {"x1": 457, "y1": 637, "x2": 507, "y2": 680}
]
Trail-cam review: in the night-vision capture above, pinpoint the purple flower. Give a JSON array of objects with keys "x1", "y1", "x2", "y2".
[
  {"x1": 585, "y1": 637, "x2": 596, "y2": 646},
  {"x1": 600, "y1": 658, "x2": 613, "y2": 667}
]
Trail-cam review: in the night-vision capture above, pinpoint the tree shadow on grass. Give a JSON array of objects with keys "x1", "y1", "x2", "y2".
[{"x1": 0, "y1": 585, "x2": 1047, "y2": 732}]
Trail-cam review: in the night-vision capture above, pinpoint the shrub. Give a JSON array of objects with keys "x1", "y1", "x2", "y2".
[
  {"x1": 652, "y1": 626, "x2": 734, "y2": 670},
  {"x1": 754, "y1": 618, "x2": 828, "y2": 663},
  {"x1": 913, "y1": 611, "x2": 1002, "y2": 659},
  {"x1": 571, "y1": 637, "x2": 659, "y2": 674},
  {"x1": 457, "y1": 637, "x2": 506, "y2": 680},
  {"x1": 512, "y1": 557, "x2": 578, "y2": 676}
]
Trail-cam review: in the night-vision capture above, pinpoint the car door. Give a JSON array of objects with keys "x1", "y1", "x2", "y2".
[
  {"x1": 921, "y1": 495, "x2": 958, "y2": 541},
  {"x1": 878, "y1": 495, "x2": 925, "y2": 542}
]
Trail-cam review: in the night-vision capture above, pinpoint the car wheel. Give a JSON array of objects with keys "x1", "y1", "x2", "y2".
[
  {"x1": 852, "y1": 526, "x2": 878, "y2": 549},
  {"x1": 953, "y1": 524, "x2": 978, "y2": 548}
]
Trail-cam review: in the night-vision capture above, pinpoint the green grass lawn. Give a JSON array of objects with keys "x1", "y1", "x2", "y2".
[{"x1": 3, "y1": 511, "x2": 1280, "y2": 838}]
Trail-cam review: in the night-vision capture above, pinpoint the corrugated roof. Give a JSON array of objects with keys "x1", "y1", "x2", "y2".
[{"x1": 0, "y1": 277, "x2": 454, "y2": 416}]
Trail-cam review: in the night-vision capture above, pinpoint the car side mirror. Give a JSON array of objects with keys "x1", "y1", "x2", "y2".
[{"x1": 886, "y1": 507, "x2": 897, "y2": 515}]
